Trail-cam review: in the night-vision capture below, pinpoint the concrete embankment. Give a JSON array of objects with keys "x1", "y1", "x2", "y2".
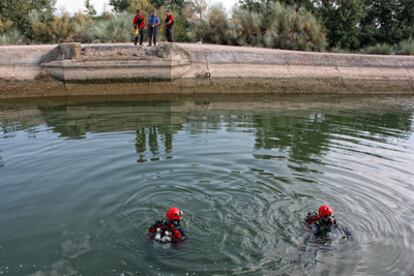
[{"x1": 0, "y1": 43, "x2": 413, "y2": 98}]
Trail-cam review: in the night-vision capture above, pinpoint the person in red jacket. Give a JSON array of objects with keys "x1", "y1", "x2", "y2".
[
  {"x1": 133, "y1": 9, "x2": 146, "y2": 46},
  {"x1": 148, "y1": 207, "x2": 185, "y2": 243},
  {"x1": 164, "y1": 10, "x2": 174, "y2": 42}
]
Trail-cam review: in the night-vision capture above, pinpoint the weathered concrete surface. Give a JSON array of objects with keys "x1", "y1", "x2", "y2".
[
  {"x1": 41, "y1": 43, "x2": 191, "y2": 82},
  {"x1": 0, "y1": 45, "x2": 56, "y2": 81},
  {"x1": 0, "y1": 43, "x2": 413, "y2": 98}
]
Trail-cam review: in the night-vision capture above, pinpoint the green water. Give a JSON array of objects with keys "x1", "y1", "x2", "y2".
[{"x1": 0, "y1": 95, "x2": 413, "y2": 275}]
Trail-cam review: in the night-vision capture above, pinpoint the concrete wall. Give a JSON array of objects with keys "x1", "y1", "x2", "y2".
[
  {"x1": 0, "y1": 45, "x2": 56, "y2": 81},
  {"x1": 177, "y1": 44, "x2": 414, "y2": 93},
  {"x1": 0, "y1": 43, "x2": 413, "y2": 98}
]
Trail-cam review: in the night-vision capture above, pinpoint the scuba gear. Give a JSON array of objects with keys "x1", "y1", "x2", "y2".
[
  {"x1": 304, "y1": 205, "x2": 352, "y2": 240},
  {"x1": 154, "y1": 227, "x2": 172, "y2": 243},
  {"x1": 320, "y1": 215, "x2": 336, "y2": 226},
  {"x1": 318, "y1": 215, "x2": 336, "y2": 233},
  {"x1": 304, "y1": 212, "x2": 319, "y2": 225},
  {"x1": 148, "y1": 208, "x2": 185, "y2": 243},
  {"x1": 148, "y1": 219, "x2": 185, "y2": 243}
]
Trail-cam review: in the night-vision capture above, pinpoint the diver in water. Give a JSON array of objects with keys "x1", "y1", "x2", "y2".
[
  {"x1": 148, "y1": 207, "x2": 185, "y2": 243},
  {"x1": 304, "y1": 205, "x2": 352, "y2": 240}
]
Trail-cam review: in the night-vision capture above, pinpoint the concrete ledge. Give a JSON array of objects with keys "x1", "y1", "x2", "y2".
[
  {"x1": 0, "y1": 43, "x2": 413, "y2": 98},
  {"x1": 0, "y1": 45, "x2": 57, "y2": 65}
]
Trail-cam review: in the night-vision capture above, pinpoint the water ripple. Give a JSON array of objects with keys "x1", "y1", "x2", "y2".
[{"x1": 0, "y1": 97, "x2": 413, "y2": 275}]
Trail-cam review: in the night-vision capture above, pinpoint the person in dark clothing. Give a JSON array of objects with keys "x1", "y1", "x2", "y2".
[
  {"x1": 148, "y1": 9, "x2": 160, "y2": 46},
  {"x1": 147, "y1": 207, "x2": 185, "y2": 243},
  {"x1": 304, "y1": 205, "x2": 352, "y2": 240},
  {"x1": 133, "y1": 9, "x2": 146, "y2": 46},
  {"x1": 164, "y1": 10, "x2": 174, "y2": 43}
]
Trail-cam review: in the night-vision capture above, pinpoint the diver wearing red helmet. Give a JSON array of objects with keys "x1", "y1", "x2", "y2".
[
  {"x1": 304, "y1": 205, "x2": 352, "y2": 239},
  {"x1": 148, "y1": 207, "x2": 185, "y2": 243}
]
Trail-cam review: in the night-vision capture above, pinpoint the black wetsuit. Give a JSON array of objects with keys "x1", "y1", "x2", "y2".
[{"x1": 305, "y1": 213, "x2": 352, "y2": 240}]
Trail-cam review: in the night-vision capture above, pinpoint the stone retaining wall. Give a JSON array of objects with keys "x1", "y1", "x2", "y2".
[{"x1": 0, "y1": 43, "x2": 413, "y2": 98}]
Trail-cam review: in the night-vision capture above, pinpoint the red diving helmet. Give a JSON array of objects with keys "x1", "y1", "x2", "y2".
[
  {"x1": 318, "y1": 205, "x2": 334, "y2": 218},
  {"x1": 166, "y1": 207, "x2": 183, "y2": 221}
]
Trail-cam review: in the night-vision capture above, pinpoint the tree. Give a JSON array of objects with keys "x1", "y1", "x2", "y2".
[
  {"x1": 150, "y1": 0, "x2": 164, "y2": 8},
  {"x1": 316, "y1": 0, "x2": 364, "y2": 49},
  {"x1": 85, "y1": 0, "x2": 97, "y2": 16},
  {"x1": 166, "y1": 0, "x2": 188, "y2": 11},
  {"x1": 239, "y1": 0, "x2": 264, "y2": 12},
  {"x1": 0, "y1": 0, "x2": 56, "y2": 38},
  {"x1": 200, "y1": 5, "x2": 230, "y2": 44},
  {"x1": 279, "y1": 0, "x2": 315, "y2": 11},
  {"x1": 109, "y1": 0, "x2": 129, "y2": 12},
  {"x1": 360, "y1": 0, "x2": 414, "y2": 46},
  {"x1": 232, "y1": 2, "x2": 326, "y2": 50},
  {"x1": 192, "y1": 0, "x2": 208, "y2": 21},
  {"x1": 240, "y1": 0, "x2": 315, "y2": 12}
]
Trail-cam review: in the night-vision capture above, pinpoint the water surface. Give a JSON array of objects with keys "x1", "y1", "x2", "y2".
[{"x1": 0, "y1": 95, "x2": 413, "y2": 275}]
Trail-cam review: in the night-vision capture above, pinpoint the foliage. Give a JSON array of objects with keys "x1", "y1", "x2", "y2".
[
  {"x1": 395, "y1": 39, "x2": 414, "y2": 55},
  {"x1": 128, "y1": 0, "x2": 148, "y2": 12},
  {"x1": 110, "y1": 0, "x2": 159, "y2": 13},
  {"x1": 72, "y1": 12, "x2": 96, "y2": 43},
  {"x1": 0, "y1": 29, "x2": 25, "y2": 45},
  {"x1": 0, "y1": 19, "x2": 14, "y2": 33},
  {"x1": 198, "y1": 5, "x2": 230, "y2": 44},
  {"x1": 231, "y1": 2, "x2": 326, "y2": 51},
  {"x1": 316, "y1": 0, "x2": 364, "y2": 50},
  {"x1": 362, "y1": 43, "x2": 393, "y2": 55},
  {"x1": 85, "y1": 0, "x2": 97, "y2": 16},
  {"x1": 172, "y1": 16, "x2": 191, "y2": 42},
  {"x1": 0, "y1": 0, "x2": 56, "y2": 38},
  {"x1": 239, "y1": 0, "x2": 414, "y2": 53},
  {"x1": 28, "y1": 10, "x2": 54, "y2": 43},
  {"x1": 240, "y1": 0, "x2": 315, "y2": 12},
  {"x1": 0, "y1": 0, "x2": 413, "y2": 55},
  {"x1": 359, "y1": 0, "x2": 414, "y2": 46},
  {"x1": 94, "y1": 12, "x2": 133, "y2": 43},
  {"x1": 230, "y1": 9, "x2": 262, "y2": 46},
  {"x1": 109, "y1": 0, "x2": 129, "y2": 12},
  {"x1": 166, "y1": 0, "x2": 189, "y2": 11}
]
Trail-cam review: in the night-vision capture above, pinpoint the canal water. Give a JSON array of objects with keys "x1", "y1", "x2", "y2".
[{"x1": 0, "y1": 95, "x2": 413, "y2": 275}]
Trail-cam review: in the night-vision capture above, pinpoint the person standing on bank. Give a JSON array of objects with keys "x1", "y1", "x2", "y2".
[
  {"x1": 133, "y1": 9, "x2": 146, "y2": 46},
  {"x1": 148, "y1": 9, "x2": 160, "y2": 46},
  {"x1": 164, "y1": 10, "x2": 174, "y2": 43}
]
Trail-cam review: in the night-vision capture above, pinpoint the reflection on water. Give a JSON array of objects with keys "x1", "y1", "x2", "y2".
[
  {"x1": 0, "y1": 95, "x2": 414, "y2": 275},
  {"x1": 135, "y1": 128, "x2": 173, "y2": 163}
]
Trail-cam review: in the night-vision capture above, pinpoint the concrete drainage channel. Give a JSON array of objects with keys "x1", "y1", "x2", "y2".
[{"x1": 0, "y1": 43, "x2": 414, "y2": 98}]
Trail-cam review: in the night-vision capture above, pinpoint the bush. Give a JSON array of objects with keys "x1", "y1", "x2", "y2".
[
  {"x1": 230, "y1": 9, "x2": 262, "y2": 46},
  {"x1": 0, "y1": 19, "x2": 13, "y2": 33},
  {"x1": 230, "y1": 2, "x2": 326, "y2": 51},
  {"x1": 28, "y1": 10, "x2": 53, "y2": 43},
  {"x1": 363, "y1": 43, "x2": 393, "y2": 55},
  {"x1": 73, "y1": 12, "x2": 98, "y2": 43},
  {"x1": 94, "y1": 12, "x2": 133, "y2": 43},
  {"x1": 173, "y1": 16, "x2": 191, "y2": 42},
  {"x1": 27, "y1": 10, "x2": 74, "y2": 43},
  {"x1": 0, "y1": 28, "x2": 24, "y2": 45},
  {"x1": 49, "y1": 13, "x2": 74, "y2": 42},
  {"x1": 395, "y1": 38, "x2": 414, "y2": 55},
  {"x1": 199, "y1": 5, "x2": 230, "y2": 44}
]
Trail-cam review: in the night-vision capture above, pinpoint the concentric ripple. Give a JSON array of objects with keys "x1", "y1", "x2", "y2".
[{"x1": 0, "y1": 96, "x2": 413, "y2": 275}]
